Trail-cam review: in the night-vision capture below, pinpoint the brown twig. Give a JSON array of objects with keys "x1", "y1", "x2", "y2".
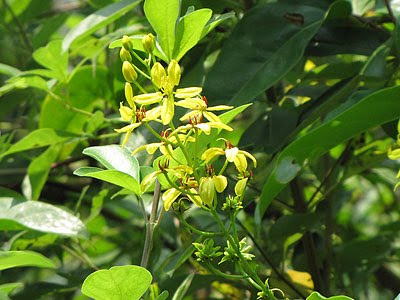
[{"x1": 384, "y1": 0, "x2": 396, "y2": 23}]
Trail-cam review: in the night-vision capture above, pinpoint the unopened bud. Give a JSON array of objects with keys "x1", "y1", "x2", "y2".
[
  {"x1": 120, "y1": 48, "x2": 132, "y2": 62},
  {"x1": 167, "y1": 59, "x2": 181, "y2": 86},
  {"x1": 124, "y1": 83, "x2": 135, "y2": 109},
  {"x1": 151, "y1": 62, "x2": 166, "y2": 88},
  {"x1": 199, "y1": 177, "x2": 215, "y2": 207},
  {"x1": 122, "y1": 61, "x2": 137, "y2": 82},
  {"x1": 122, "y1": 35, "x2": 133, "y2": 51},
  {"x1": 142, "y1": 33, "x2": 155, "y2": 53}
]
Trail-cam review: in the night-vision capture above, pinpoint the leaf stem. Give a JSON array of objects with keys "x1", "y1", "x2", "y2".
[{"x1": 141, "y1": 180, "x2": 161, "y2": 268}]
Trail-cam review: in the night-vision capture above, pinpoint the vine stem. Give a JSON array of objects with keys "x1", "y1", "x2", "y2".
[
  {"x1": 140, "y1": 180, "x2": 161, "y2": 268},
  {"x1": 205, "y1": 261, "x2": 248, "y2": 279},
  {"x1": 210, "y1": 209, "x2": 277, "y2": 300},
  {"x1": 178, "y1": 214, "x2": 223, "y2": 237}
]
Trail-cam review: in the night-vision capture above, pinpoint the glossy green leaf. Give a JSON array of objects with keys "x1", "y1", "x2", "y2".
[
  {"x1": 173, "y1": 9, "x2": 212, "y2": 61},
  {"x1": 256, "y1": 85, "x2": 400, "y2": 221},
  {"x1": 74, "y1": 167, "x2": 140, "y2": 195},
  {"x1": 83, "y1": 145, "x2": 140, "y2": 181},
  {"x1": 0, "y1": 251, "x2": 56, "y2": 271},
  {"x1": 203, "y1": 1, "x2": 329, "y2": 104},
  {"x1": 62, "y1": 0, "x2": 142, "y2": 52},
  {"x1": 0, "y1": 129, "x2": 71, "y2": 161},
  {"x1": 172, "y1": 273, "x2": 194, "y2": 300},
  {"x1": 307, "y1": 291, "x2": 354, "y2": 300},
  {"x1": 144, "y1": 0, "x2": 180, "y2": 61},
  {"x1": 0, "y1": 200, "x2": 87, "y2": 237},
  {"x1": 81, "y1": 265, "x2": 152, "y2": 300},
  {"x1": 32, "y1": 40, "x2": 68, "y2": 81}
]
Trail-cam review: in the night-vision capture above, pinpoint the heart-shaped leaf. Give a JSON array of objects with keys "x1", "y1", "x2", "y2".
[{"x1": 81, "y1": 265, "x2": 152, "y2": 300}]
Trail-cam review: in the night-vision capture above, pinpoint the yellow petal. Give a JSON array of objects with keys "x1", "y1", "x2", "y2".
[
  {"x1": 161, "y1": 94, "x2": 174, "y2": 125},
  {"x1": 125, "y1": 82, "x2": 135, "y2": 109},
  {"x1": 201, "y1": 147, "x2": 225, "y2": 163},
  {"x1": 179, "y1": 110, "x2": 199, "y2": 122},
  {"x1": 207, "y1": 105, "x2": 234, "y2": 111},
  {"x1": 203, "y1": 111, "x2": 221, "y2": 123},
  {"x1": 143, "y1": 106, "x2": 161, "y2": 121},
  {"x1": 175, "y1": 87, "x2": 202, "y2": 98},
  {"x1": 131, "y1": 145, "x2": 147, "y2": 156},
  {"x1": 233, "y1": 153, "x2": 247, "y2": 172},
  {"x1": 119, "y1": 102, "x2": 133, "y2": 121},
  {"x1": 146, "y1": 142, "x2": 163, "y2": 154},
  {"x1": 213, "y1": 175, "x2": 227, "y2": 193},
  {"x1": 175, "y1": 98, "x2": 206, "y2": 110},
  {"x1": 388, "y1": 147, "x2": 400, "y2": 160},
  {"x1": 207, "y1": 122, "x2": 233, "y2": 131},
  {"x1": 133, "y1": 92, "x2": 163, "y2": 105},
  {"x1": 195, "y1": 123, "x2": 211, "y2": 135},
  {"x1": 235, "y1": 178, "x2": 248, "y2": 196},
  {"x1": 114, "y1": 122, "x2": 141, "y2": 133},
  {"x1": 121, "y1": 130, "x2": 132, "y2": 147},
  {"x1": 240, "y1": 150, "x2": 257, "y2": 168},
  {"x1": 162, "y1": 188, "x2": 181, "y2": 211},
  {"x1": 141, "y1": 171, "x2": 159, "y2": 192},
  {"x1": 225, "y1": 147, "x2": 239, "y2": 162},
  {"x1": 160, "y1": 144, "x2": 174, "y2": 158},
  {"x1": 187, "y1": 188, "x2": 202, "y2": 207}
]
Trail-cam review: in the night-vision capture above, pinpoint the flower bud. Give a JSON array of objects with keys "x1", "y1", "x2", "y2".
[
  {"x1": 235, "y1": 178, "x2": 248, "y2": 197},
  {"x1": 199, "y1": 177, "x2": 215, "y2": 207},
  {"x1": 122, "y1": 61, "x2": 137, "y2": 82},
  {"x1": 151, "y1": 62, "x2": 166, "y2": 89},
  {"x1": 167, "y1": 59, "x2": 181, "y2": 86},
  {"x1": 120, "y1": 48, "x2": 132, "y2": 62},
  {"x1": 124, "y1": 82, "x2": 135, "y2": 109},
  {"x1": 142, "y1": 33, "x2": 155, "y2": 53},
  {"x1": 122, "y1": 35, "x2": 133, "y2": 51}
]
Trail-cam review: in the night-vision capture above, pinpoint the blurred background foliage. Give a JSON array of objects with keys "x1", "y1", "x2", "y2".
[{"x1": 1, "y1": 0, "x2": 400, "y2": 299}]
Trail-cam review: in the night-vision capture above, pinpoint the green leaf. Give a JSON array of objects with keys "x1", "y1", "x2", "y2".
[
  {"x1": 0, "y1": 282, "x2": 23, "y2": 295},
  {"x1": 62, "y1": 0, "x2": 142, "y2": 52},
  {"x1": 32, "y1": 40, "x2": 68, "y2": 81},
  {"x1": 0, "y1": 251, "x2": 56, "y2": 271},
  {"x1": 306, "y1": 291, "x2": 354, "y2": 300},
  {"x1": 172, "y1": 273, "x2": 194, "y2": 300},
  {"x1": 26, "y1": 144, "x2": 61, "y2": 201},
  {"x1": 144, "y1": 0, "x2": 180, "y2": 61},
  {"x1": 154, "y1": 291, "x2": 169, "y2": 300},
  {"x1": 83, "y1": 145, "x2": 140, "y2": 181},
  {"x1": 200, "y1": 12, "x2": 235, "y2": 39},
  {"x1": 0, "y1": 129, "x2": 71, "y2": 160},
  {"x1": 39, "y1": 66, "x2": 111, "y2": 134},
  {"x1": 0, "y1": 63, "x2": 21, "y2": 76},
  {"x1": 173, "y1": 9, "x2": 212, "y2": 61},
  {"x1": 81, "y1": 265, "x2": 152, "y2": 300},
  {"x1": 0, "y1": 200, "x2": 87, "y2": 238},
  {"x1": 74, "y1": 167, "x2": 140, "y2": 195},
  {"x1": 203, "y1": 1, "x2": 328, "y2": 104},
  {"x1": 256, "y1": 85, "x2": 400, "y2": 222}
]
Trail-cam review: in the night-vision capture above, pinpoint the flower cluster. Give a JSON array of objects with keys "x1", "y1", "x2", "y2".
[{"x1": 115, "y1": 34, "x2": 258, "y2": 213}]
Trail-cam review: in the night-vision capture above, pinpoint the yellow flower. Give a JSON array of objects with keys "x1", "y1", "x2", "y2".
[
  {"x1": 131, "y1": 131, "x2": 193, "y2": 158},
  {"x1": 199, "y1": 165, "x2": 228, "y2": 207},
  {"x1": 201, "y1": 141, "x2": 257, "y2": 173},
  {"x1": 162, "y1": 187, "x2": 201, "y2": 211},
  {"x1": 115, "y1": 106, "x2": 161, "y2": 147},
  {"x1": 176, "y1": 94, "x2": 233, "y2": 123}
]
